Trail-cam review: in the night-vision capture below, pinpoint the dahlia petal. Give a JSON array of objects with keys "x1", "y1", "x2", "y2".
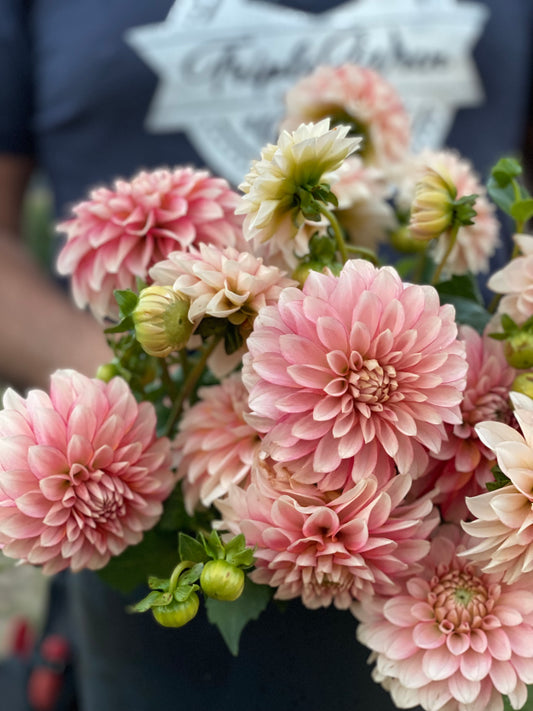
[
  {"x1": 460, "y1": 649, "x2": 492, "y2": 681},
  {"x1": 447, "y1": 673, "x2": 480, "y2": 705},
  {"x1": 486, "y1": 627, "x2": 512, "y2": 660},
  {"x1": 15, "y1": 492, "x2": 51, "y2": 518},
  {"x1": 490, "y1": 659, "x2": 517, "y2": 695},
  {"x1": 30, "y1": 408, "x2": 67, "y2": 450},
  {"x1": 422, "y1": 645, "x2": 461, "y2": 680},
  {"x1": 0, "y1": 512, "x2": 44, "y2": 538},
  {"x1": 412, "y1": 621, "x2": 444, "y2": 649},
  {"x1": 27, "y1": 445, "x2": 69, "y2": 479}
]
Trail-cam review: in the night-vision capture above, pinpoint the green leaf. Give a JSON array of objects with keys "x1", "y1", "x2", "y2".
[
  {"x1": 148, "y1": 576, "x2": 170, "y2": 592},
  {"x1": 114, "y1": 289, "x2": 139, "y2": 318},
  {"x1": 174, "y1": 584, "x2": 199, "y2": 602},
  {"x1": 178, "y1": 533, "x2": 211, "y2": 564},
  {"x1": 438, "y1": 294, "x2": 490, "y2": 333},
  {"x1": 486, "y1": 465, "x2": 512, "y2": 492},
  {"x1": 177, "y1": 563, "x2": 204, "y2": 586},
  {"x1": 487, "y1": 178, "x2": 517, "y2": 215},
  {"x1": 104, "y1": 316, "x2": 134, "y2": 335},
  {"x1": 510, "y1": 197, "x2": 533, "y2": 225},
  {"x1": 436, "y1": 274, "x2": 483, "y2": 305},
  {"x1": 491, "y1": 157, "x2": 522, "y2": 187},
  {"x1": 97, "y1": 528, "x2": 179, "y2": 593},
  {"x1": 204, "y1": 530, "x2": 225, "y2": 560},
  {"x1": 205, "y1": 577, "x2": 273, "y2": 656},
  {"x1": 128, "y1": 590, "x2": 163, "y2": 613}
]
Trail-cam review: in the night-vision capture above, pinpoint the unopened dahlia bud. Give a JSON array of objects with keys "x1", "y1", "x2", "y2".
[
  {"x1": 409, "y1": 166, "x2": 456, "y2": 241},
  {"x1": 200, "y1": 560, "x2": 245, "y2": 601},
  {"x1": 133, "y1": 285, "x2": 193, "y2": 357},
  {"x1": 390, "y1": 225, "x2": 427, "y2": 253},
  {"x1": 512, "y1": 371, "x2": 533, "y2": 399},
  {"x1": 95, "y1": 363, "x2": 121, "y2": 382},
  {"x1": 505, "y1": 331, "x2": 533, "y2": 370}
]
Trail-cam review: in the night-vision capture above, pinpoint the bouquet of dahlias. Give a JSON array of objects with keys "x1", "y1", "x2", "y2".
[{"x1": 3, "y1": 63, "x2": 533, "y2": 711}]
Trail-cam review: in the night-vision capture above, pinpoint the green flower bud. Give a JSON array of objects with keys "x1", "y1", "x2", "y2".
[
  {"x1": 505, "y1": 332, "x2": 533, "y2": 370},
  {"x1": 133, "y1": 286, "x2": 193, "y2": 358},
  {"x1": 511, "y1": 372, "x2": 533, "y2": 399},
  {"x1": 200, "y1": 560, "x2": 245, "y2": 602},
  {"x1": 152, "y1": 592, "x2": 200, "y2": 628},
  {"x1": 95, "y1": 363, "x2": 121, "y2": 382}
]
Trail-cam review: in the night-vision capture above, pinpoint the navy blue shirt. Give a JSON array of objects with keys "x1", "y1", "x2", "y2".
[{"x1": 1, "y1": 2, "x2": 533, "y2": 709}]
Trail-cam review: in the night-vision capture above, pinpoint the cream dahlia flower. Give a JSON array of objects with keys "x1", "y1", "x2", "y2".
[
  {"x1": 332, "y1": 157, "x2": 396, "y2": 251},
  {"x1": 150, "y1": 243, "x2": 295, "y2": 332},
  {"x1": 462, "y1": 391, "x2": 533, "y2": 583},
  {"x1": 0, "y1": 371, "x2": 174, "y2": 574},
  {"x1": 354, "y1": 526, "x2": 533, "y2": 711},
  {"x1": 488, "y1": 234, "x2": 533, "y2": 325},
  {"x1": 236, "y1": 119, "x2": 360, "y2": 265}
]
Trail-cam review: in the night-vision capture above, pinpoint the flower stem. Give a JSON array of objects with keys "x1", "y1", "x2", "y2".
[
  {"x1": 163, "y1": 335, "x2": 221, "y2": 437},
  {"x1": 319, "y1": 204, "x2": 349, "y2": 263},
  {"x1": 345, "y1": 244, "x2": 380, "y2": 265},
  {"x1": 168, "y1": 560, "x2": 195, "y2": 594},
  {"x1": 160, "y1": 359, "x2": 178, "y2": 400},
  {"x1": 431, "y1": 224, "x2": 459, "y2": 285}
]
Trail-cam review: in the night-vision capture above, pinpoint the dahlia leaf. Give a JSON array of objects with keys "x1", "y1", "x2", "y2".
[
  {"x1": 205, "y1": 577, "x2": 273, "y2": 656},
  {"x1": 436, "y1": 274, "x2": 483, "y2": 305},
  {"x1": 178, "y1": 533, "x2": 210, "y2": 565},
  {"x1": 114, "y1": 289, "x2": 139, "y2": 318},
  {"x1": 510, "y1": 197, "x2": 533, "y2": 225},
  {"x1": 491, "y1": 157, "x2": 522, "y2": 187},
  {"x1": 436, "y1": 294, "x2": 490, "y2": 333}
]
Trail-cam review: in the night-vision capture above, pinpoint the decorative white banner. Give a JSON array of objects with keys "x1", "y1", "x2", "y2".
[{"x1": 127, "y1": 0, "x2": 488, "y2": 184}]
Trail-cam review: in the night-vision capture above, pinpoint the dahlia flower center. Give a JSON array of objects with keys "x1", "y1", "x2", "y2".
[
  {"x1": 68, "y1": 467, "x2": 128, "y2": 526},
  {"x1": 465, "y1": 390, "x2": 511, "y2": 427},
  {"x1": 348, "y1": 357, "x2": 398, "y2": 410},
  {"x1": 429, "y1": 566, "x2": 493, "y2": 632}
]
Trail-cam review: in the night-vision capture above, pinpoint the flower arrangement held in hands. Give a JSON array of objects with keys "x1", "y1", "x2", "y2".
[{"x1": 2, "y1": 63, "x2": 533, "y2": 711}]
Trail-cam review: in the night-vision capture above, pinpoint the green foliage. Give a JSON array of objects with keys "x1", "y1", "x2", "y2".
[
  {"x1": 486, "y1": 464, "x2": 512, "y2": 492},
  {"x1": 435, "y1": 275, "x2": 490, "y2": 332},
  {"x1": 205, "y1": 577, "x2": 273, "y2": 655}
]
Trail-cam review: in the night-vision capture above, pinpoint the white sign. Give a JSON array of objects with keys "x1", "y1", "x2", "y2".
[{"x1": 127, "y1": 0, "x2": 488, "y2": 184}]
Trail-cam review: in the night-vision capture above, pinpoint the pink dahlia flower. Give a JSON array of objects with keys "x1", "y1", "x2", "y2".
[
  {"x1": 462, "y1": 391, "x2": 533, "y2": 583},
  {"x1": 353, "y1": 526, "x2": 533, "y2": 711},
  {"x1": 416, "y1": 326, "x2": 515, "y2": 522},
  {"x1": 57, "y1": 168, "x2": 245, "y2": 321},
  {"x1": 406, "y1": 150, "x2": 499, "y2": 277},
  {"x1": 332, "y1": 156, "x2": 397, "y2": 252},
  {"x1": 488, "y1": 234, "x2": 533, "y2": 325},
  {"x1": 217, "y1": 466, "x2": 437, "y2": 609},
  {"x1": 174, "y1": 374, "x2": 261, "y2": 514},
  {"x1": 281, "y1": 64, "x2": 410, "y2": 166},
  {"x1": 242, "y1": 259, "x2": 467, "y2": 486},
  {"x1": 0, "y1": 370, "x2": 174, "y2": 574}
]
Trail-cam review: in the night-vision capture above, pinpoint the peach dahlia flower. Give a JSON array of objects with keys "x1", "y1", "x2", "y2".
[
  {"x1": 282, "y1": 64, "x2": 410, "y2": 166},
  {"x1": 217, "y1": 465, "x2": 437, "y2": 609},
  {"x1": 416, "y1": 326, "x2": 515, "y2": 522},
  {"x1": 354, "y1": 526, "x2": 533, "y2": 711},
  {"x1": 174, "y1": 374, "x2": 261, "y2": 514},
  {"x1": 242, "y1": 259, "x2": 467, "y2": 487},
  {"x1": 0, "y1": 370, "x2": 174, "y2": 574}
]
